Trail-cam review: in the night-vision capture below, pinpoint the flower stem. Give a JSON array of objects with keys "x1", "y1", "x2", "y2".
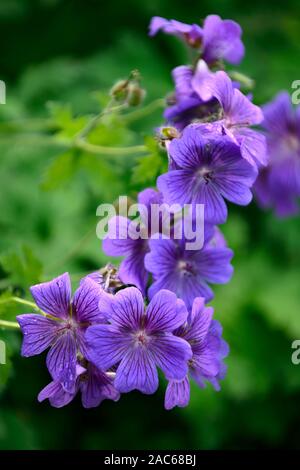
[
  {"x1": 0, "y1": 319, "x2": 20, "y2": 330},
  {"x1": 76, "y1": 102, "x2": 127, "y2": 140},
  {"x1": 74, "y1": 139, "x2": 147, "y2": 156},
  {"x1": 122, "y1": 99, "x2": 165, "y2": 124},
  {"x1": 0, "y1": 296, "x2": 41, "y2": 312}
]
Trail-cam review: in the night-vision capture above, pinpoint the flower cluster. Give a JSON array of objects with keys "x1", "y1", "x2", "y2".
[
  {"x1": 17, "y1": 273, "x2": 227, "y2": 409},
  {"x1": 254, "y1": 92, "x2": 300, "y2": 216},
  {"x1": 17, "y1": 13, "x2": 270, "y2": 410}
]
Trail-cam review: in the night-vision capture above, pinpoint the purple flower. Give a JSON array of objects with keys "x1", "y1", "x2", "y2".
[
  {"x1": 149, "y1": 15, "x2": 244, "y2": 65},
  {"x1": 164, "y1": 297, "x2": 229, "y2": 410},
  {"x1": 197, "y1": 71, "x2": 267, "y2": 168},
  {"x1": 86, "y1": 287, "x2": 192, "y2": 394},
  {"x1": 144, "y1": 229, "x2": 233, "y2": 310},
  {"x1": 164, "y1": 61, "x2": 216, "y2": 130},
  {"x1": 102, "y1": 188, "x2": 163, "y2": 293},
  {"x1": 38, "y1": 363, "x2": 120, "y2": 409},
  {"x1": 255, "y1": 92, "x2": 300, "y2": 217},
  {"x1": 149, "y1": 17, "x2": 203, "y2": 48},
  {"x1": 157, "y1": 126, "x2": 258, "y2": 224},
  {"x1": 17, "y1": 273, "x2": 103, "y2": 393},
  {"x1": 202, "y1": 14, "x2": 244, "y2": 65}
]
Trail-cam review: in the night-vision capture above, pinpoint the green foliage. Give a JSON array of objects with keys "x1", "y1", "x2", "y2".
[
  {"x1": 0, "y1": 245, "x2": 43, "y2": 289},
  {"x1": 0, "y1": 0, "x2": 300, "y2": 451},
  {"x1": 132, "y1": 137, "x2": 167, "y2": 185},
  {"x1": 41, "y1": 151, "x2": 79, "y2": 190}
]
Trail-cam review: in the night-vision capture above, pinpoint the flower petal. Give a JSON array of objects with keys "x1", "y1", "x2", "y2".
[
  {"x1": 46, "y1": 330, "x2": 77, "y2": 393},
  {"x1": 238, "y1": 128, "x2": 268, "y2": 168},
  {"x1": 164, "y1": 376, "x2": 190, "y2": 410},
  {"x1": 145, "y1": 239, "x2": 178, "y2": 278},
  {"x1": 17, "y1": 314, "x2": 60, "y2": 357},
  {"x1": 145, "y1": 290, "x2": 188, "y2": 333},
  {"x1": 150, "y1": 333, "x2": 192, "y2": 380},
  {"x1": 118, "y1": 242, "x2": 149, "y2": 294},
  {"x1": 86, "y1": 324, "x2": 131, "y2": 371},
  {"x1": 102, "y1": 216, "x2": 138, "y2": 256},
  {"x1": 38, "y1": 380, "x2": 76, "y2": 408},
  {"x1": 80, "y1": 366, "x2": 120, "y2": 409},
  {"x1": 30, "y1": 273, "x2": 71, "y2": 319},
  {"x1": 115, "y1": 347, "x2": 158, "y2": 394},
  {"x1": 108, "y1": 286, "x2": 145, "y2": 329},
  {"x1": 229, "y1": 88, "x2": 263, "y2": 126},
  {"x1": 72, "y1": 278, "x2": 104, "y2": 324},
  {"x1": 194, "y1": 247, "x2": 234, "y2": 284},
  {"x1": 168, "y1": 127, "x2": 206, "y2": 169},
  {"x1": 202, "y1": 15, "x2": 244, "y2": 65}
]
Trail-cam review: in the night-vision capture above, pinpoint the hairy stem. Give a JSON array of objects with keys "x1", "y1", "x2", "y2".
[{"x1": 0, "y1": 319, "x2": 20, "y2": 330}]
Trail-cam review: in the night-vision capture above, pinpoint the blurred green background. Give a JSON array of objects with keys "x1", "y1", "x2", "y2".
[{"x1": 0, "y1": 0, "x2": 300, "y2": 450}]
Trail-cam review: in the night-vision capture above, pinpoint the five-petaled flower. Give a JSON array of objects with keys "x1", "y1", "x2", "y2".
[
  {"x1": 17, "y1": 273, "x2": 103, "y2": 393},
  {"x1": 86, "y1": 287, "x2": 192, "y2": 394},
  {"x1": 157, "y1": 126, "x2": 258, "y2": 224},
  {"x1": 145, "y1": 229, "x2": 233, "y2": 310}
]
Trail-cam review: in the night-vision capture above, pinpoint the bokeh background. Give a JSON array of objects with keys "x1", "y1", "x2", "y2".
[{"x1": 0, "y1": 0, "x2": 300, "y2": 450}]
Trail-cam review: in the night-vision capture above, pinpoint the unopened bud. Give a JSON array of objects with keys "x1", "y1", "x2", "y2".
[
  {"x1": 127, "y1": 83, "x2": 146, "y2": 107},
  {"x1": 110, "y1": 79, "x2": 129, "y2": 102},
  {"x1": 161, "y1": 126, "x2": 180, "y2": 140}
]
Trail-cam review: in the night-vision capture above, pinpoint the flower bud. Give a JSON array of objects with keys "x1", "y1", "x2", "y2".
[
  {"x1": 127, "y1": 83, "x2": 146, "y2": 107},
  {"x1": 110, "y1": 79, "x2": 129, "y2": 102}
]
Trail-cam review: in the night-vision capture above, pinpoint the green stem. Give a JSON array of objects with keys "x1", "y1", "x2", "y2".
[
  {"x1": 76, "y1": 102, "x2": 126, "y2": 140},
  {"x1": 0, "y1": 296, "x2": 42, "y2": 313},
  {"x1": 74, "y1": 138, "x2": 147, "y2": 155},
  {"x1": 0, "y1": 319, "x2": 20, "y2": 330},
  {"x1": 123, "y1": 99, "x2": 165, "y2": 124}
]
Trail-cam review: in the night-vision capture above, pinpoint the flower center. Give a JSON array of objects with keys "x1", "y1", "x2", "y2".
[
  {"x1": 177, "y1": 260, "x2": 196, "y2": 277},
  {"x1": 285, "y1": 133, "x2": 300, "y2": 153},
  {"x1": 134, "y1": 330, "x2": 149, "y2": 347},
  {"x1": 198, "y1": 166, "x2": 213, "y2": 183}
]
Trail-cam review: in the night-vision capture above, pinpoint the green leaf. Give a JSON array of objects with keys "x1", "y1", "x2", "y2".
[
  {"x1": 0, "y1": 245, "x2": 43, "y2": 289},
  {"x1": 47, "y1": 101, "x2": 89, "y2": 138},
  {"x1": 131, "y1": 136, "x2": 167, "y2": 185},
  {"x1": 40, "y1": 151, "x2": 78, "y2": 190}
]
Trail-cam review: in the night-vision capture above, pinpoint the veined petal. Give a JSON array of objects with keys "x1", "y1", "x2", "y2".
[
  {"x1": 72, "y1": 278, "x2": 104, "y2": 324},
  {"x1": 164, "y1": 376, "x2": 190, "y2": 410},
  {"x1": 145, "y1": 290, "x2": 188, "y2": 333},
  {"x1": 107, "y1": 287, "x2": 145, "y2": 329},
  {"x1": 86, "y1": 324, "x2": 131, "y2": 371},
  {"x1": 150, "y1": 333, "x2": 192, "y2": 380},
  {"x1": 114, "y1": 346, "x2": 158, "y2": 394},
  {"x1": 157, "y1": 170, "x2": 196, "y2": 206},
  {"x1": 38, "y1": 380, "x2": 76, "y2": 408},
  {"x1": 46, "y1": 330, "x2": 77, "y2": 393},
  {"x1": 118, "y1": 242, "x2": 149, "y2": 294},
  {"x1": 145, "y1": 239, "x2": 178, "y2": 278},
  {"x1": 30, "y1": 272, "x2": 71, "y2": 319},
  {"x1": 229, "y1": 88, "x2": 263, "y2": 126},
  {"x1": 17, "y1": 314, "x2": 60, "y2": 357},
  {"x1": 185, "y1": 301, "x2": 214, "y2": 344},
  {"x1": 194, "y1": 247, "x2": 234, "y2": 284},
  {"x1": 168, "y1": 127, "x2": 206, "y2": 169},
  {"x1": 80, "y1": 366, "x2": 120, "y2": 409},
  {"x1": 102, "y1": 216, "x2": 138, "y2": 256}
]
